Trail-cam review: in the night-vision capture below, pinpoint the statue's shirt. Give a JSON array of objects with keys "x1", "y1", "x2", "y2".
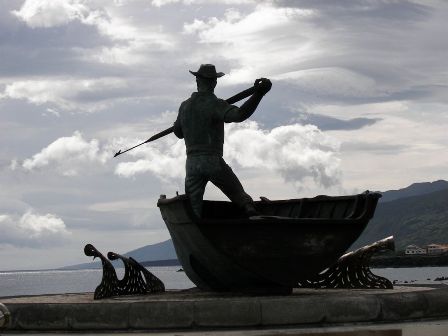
[{"x1": 174, "y1": 92, "x2": 238, "y2": 156}]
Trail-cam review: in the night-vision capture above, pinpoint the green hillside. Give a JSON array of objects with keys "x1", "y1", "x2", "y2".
[
  {"x1": 353, "y1": 188, "x2": 448, "y2": 250},
  {"x1": 63, "y1": 180, "x2": 448, "y2": 270},
  {"x1": 379, "y1": 180, "x2": 448, "y2": 203}
]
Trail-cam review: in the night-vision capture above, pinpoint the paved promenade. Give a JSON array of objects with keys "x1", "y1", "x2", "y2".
[{"x1": 1, "y1": 286, "x2": 448, "y2": 332}]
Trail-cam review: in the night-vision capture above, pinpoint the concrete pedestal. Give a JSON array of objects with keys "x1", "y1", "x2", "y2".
[{"x1": 1, "y1": 286, "x2": 448, "y2": 332}]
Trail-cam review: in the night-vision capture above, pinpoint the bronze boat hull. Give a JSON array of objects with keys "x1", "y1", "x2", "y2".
[{"x1": 157, "y1": 192, "x2": 381, "y2": 293}]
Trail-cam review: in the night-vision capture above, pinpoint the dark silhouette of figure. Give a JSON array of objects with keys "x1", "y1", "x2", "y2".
[{"x1": 173, "y1": 64, "x2": 272, "y2": 217}]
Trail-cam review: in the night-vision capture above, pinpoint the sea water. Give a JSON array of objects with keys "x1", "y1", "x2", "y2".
[
  {"x1": 0, "y1": 266, "x2": 194, "y2": 297},
  {"x1": 0, "y1": 266, "x2": 447, "y2": 298}
]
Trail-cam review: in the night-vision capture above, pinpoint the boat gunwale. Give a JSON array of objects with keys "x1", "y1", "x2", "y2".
[
  {"x1": 157, "y1": 192, "x2": 381, "y2": 224},
  {"x1": 197, "y1": 218, "x2": 367, "y2": 226},
  {"x1": 157, "y1": 192, "x2": 381, "y2": 206}
]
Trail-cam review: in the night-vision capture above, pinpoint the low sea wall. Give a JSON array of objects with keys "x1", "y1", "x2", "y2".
[{"x1": 1, "y1": 286, "x2": 448, "y2": 332}]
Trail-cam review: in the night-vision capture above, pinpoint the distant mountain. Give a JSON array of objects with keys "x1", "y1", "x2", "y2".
[
  {"x1": 64, "y1": 180, "x2": 448, "y2": 269},
  {"x1": 353, "y1": 187, "x2": 448, "y2": 250},
  {"x1": 379, "y1": 180, "x2": 448, "y2": 203},
  {"x1": 61, "y1": 239, "x2": 177, "y2": 270},
  {"x1": 140, "y1": 259, "x2": 180, "y2": 267},
  {"x1": 120, "y1": 239, "x2": 177, "y2": 262}
]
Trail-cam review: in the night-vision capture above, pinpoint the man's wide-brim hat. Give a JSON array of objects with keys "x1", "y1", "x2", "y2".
[{"x1": 189, "y1": 64, "x2": 224, "y2": 79}]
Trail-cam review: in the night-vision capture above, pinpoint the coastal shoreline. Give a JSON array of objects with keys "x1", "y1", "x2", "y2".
[{"x1": 371, "y1": 254, "x2": 448, "y2": 268}]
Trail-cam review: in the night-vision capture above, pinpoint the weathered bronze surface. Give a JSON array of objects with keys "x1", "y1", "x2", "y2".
[
  {"x1": 173, "y1": 64, "x2": 271, "y2": 217},
  {"x1": 84, "y1": 244, "x2": 119, "y2": 299},
  {"x1": 84, "y1": 244, "x2": 164, "y2": 300},
  {"x1": 158, "y1": 191, "x2": 382, "y2": 293},
  {"x1": 112, "y1": 85, "x2": 257, "y2": 158},
  {"x1": 108, "y1": 251, "x2": 165, "y2": 294},
  {"x1": 297, "y1": 236, "x2": 395, "y2": 289}
]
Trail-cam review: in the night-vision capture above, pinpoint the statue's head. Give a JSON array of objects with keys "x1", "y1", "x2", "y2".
[{"x1": 189, "y1": 64, "x2": 224, "y2": 92}]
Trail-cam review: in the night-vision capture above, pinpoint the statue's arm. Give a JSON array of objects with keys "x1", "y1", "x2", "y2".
[
  {"x1": 173, "y1": 106, "x2": 184, "y2": 139},
  {"x1": 223, "y1": 78, "x2": 272, "y2": 123}
]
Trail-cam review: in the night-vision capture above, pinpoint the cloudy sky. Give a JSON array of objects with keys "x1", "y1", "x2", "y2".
[{"x1": 1, "y1": 0, "x2": 447, "y2": 271}]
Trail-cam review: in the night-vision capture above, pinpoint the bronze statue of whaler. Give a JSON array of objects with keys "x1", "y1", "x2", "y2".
[{"x1": 173, "y1": 64, "x2": 272, "y2": 217}]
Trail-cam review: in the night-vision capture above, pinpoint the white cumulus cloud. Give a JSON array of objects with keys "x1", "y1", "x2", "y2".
[
  {"x1": 115, "y1": 137, "x2": 186, "y2": 181},
  {"x1": 2, "y1": 78, "x2": 129, "y2": 112},
  {"x1": 18, "y1": 121, "x2": 340, "y2": 190},
  {"x1": 22, "y1": 131, "x2": 109, "y2": 175},
  {"x1": 152, "y1": 0, "x2": 254, "y2": 7},
  {"x1": 13, "y1": 0, "x2": 174, "y2": 46},
  {"x1": 225, "y1": 122, "x2": 341, "y2": 188},
  {"x1": 0, "y1": 211, "x2": 71, "y2": 248},
  {"x1": 115, "y1": 121, "x2": 341, "y2": 190},
  {"x1": 183, "y1": 4, "x2": 316, "y2": 85},
  {"x1": 12, "y1": 0, "x2": 90, "y2": 28}
]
